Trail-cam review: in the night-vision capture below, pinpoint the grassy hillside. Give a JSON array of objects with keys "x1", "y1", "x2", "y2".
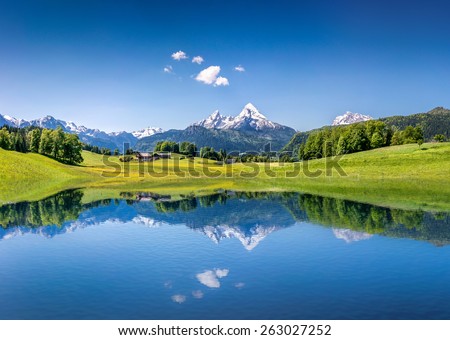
[
  {"x1": 0, "y1": 149, "x2": 96, "y2": 203},
  {"x1": 1, "y1": 143, "x2": 449, "y2": 210}
]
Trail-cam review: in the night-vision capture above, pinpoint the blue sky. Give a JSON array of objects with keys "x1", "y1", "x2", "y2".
[{"x1": 1, "y1": 0, "x2": 450, "y2": 132}]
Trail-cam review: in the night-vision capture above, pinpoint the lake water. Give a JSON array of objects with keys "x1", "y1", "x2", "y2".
[{"x1": 0, "y1": 190, "x2": 449, "y2": 320}]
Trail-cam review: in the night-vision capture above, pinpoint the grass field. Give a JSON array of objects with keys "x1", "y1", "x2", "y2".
[{"x1": 1, "y1": 142, "x2": 449, "y2": 211}]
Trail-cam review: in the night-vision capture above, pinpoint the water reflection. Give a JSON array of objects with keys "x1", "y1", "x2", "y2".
[
  {"x1": 196, "y1": 269, "x2": 230, "y2": 288},
  {"x1": 171, "y1": 295, "x2": 187, "y2": 304},
  {"x1": 332, "y1": 229, "x2": 373, "y2": 243},
  {"x1": 2, "y1": 190, "x2": 450, "y2": 320},
  {"x1": 192, "y1": 290, "x2": 204, "y2": 299},
  {"x1": 0, "y1": 190, "x2": 449, "y2": 247}
]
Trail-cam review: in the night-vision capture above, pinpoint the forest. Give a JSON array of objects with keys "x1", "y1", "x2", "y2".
[
  {"x1": 0, "y1": 125, "x2": 83, "y2": 164},
  {"x1": 298, "y1": 121, "x2": 425, "y2": 160}
]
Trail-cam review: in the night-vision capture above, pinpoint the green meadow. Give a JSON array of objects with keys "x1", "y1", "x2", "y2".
[{"x1": 1, "y1": 142, "x2": 449, "y2": 211}]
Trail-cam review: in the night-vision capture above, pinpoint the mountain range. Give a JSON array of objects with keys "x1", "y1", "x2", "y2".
[
  {"x1": 332, "y1": 111, "x2": 373, "y2": 126},
  {"x1": 3, "y1": 104, "x2": 443, "y2": 154},
  {"x1": 194, "y1": 103, "x2": 288, "y2": 131},
  {"x1": 132, "y1": 103, "x2": 297, "y2": 152},
  {"x1": 0, "y1": 103, "x2": 296, "y2": 152},
  {"x1": 0, "y1": 113, "x2": 163, "y2": 151}
]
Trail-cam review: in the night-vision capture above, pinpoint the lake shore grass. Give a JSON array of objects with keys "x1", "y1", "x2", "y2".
[{"x1": 1, "y1": 142, "x2": 449, "y2": 211}]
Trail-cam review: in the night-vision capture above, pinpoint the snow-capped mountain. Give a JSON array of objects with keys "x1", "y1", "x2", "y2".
[
  {"x1": 132, "y1": 127, "x2": 164, "y2": 139},
  {"x1": 1, "y1": 102, "x2": 295, "y2": 152},
  {"x1": 195, "y1": 110, "x2": 235, "y2": 129},
  {"x1": 332, "y1": 111, "x2": 373, "y2": 126},
  {"x1": 0, "y1": 113, "x2": 164, "y2": 151},
  {"x1": 194, "y1": 103, "x2": 293, "y2": 132},
  {"x1": 1, "y1": 114, "x2": 29, "y2": 127}
]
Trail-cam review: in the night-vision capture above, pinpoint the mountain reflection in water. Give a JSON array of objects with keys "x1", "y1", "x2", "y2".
[{"x1": 0, "y1": 189, "x2": 449, "y2": 248}]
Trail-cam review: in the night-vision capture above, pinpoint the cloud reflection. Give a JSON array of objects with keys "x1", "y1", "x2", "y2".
[
  {"x1": 332, "y1": 228, "x2": 373, "y2": 243},
  {"x1": 192, "y1": 290, "x2": 204, "y2": 299},
  {"x1": 171, "y1": 294, "x2": 186, "y2": 304},
  {"x1": 196, "y1": 268, "x2": 229, "y2": 288}
]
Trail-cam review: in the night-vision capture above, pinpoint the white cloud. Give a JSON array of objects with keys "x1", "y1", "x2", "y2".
[
  {"x1": 195, "y1": 66, "x2": 221, "y2": 85},
  {"x1": 163, "y1": 65, "x2": 173, "y2": 73},
  {"x1": 171, "y1": 50, "x2": 188, "y2": 60},
  {"x1": 171, "y1": 294, "x2": 186, "y2": 304},
  {"x1": 192, "y1": 56, "x2": 204, "y2": 64},
  {"x1": 234, "y1": 65, "x2": 245, "y2": 72},
  {"x1": 214, "y1": 76, "x2": 229, "y2": 87}
]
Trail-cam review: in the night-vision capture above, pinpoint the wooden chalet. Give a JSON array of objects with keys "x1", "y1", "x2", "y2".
[{"x1": 135, "y1": 152, "x2": 152, "y2": 161}]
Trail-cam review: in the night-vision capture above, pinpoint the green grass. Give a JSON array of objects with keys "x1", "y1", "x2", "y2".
[
  {"x1": 1, "y1": 143, "x2": 450, "y2": 211},
  {"x1": 0, "y1": 148, "x2": 97, "y2": 203}
]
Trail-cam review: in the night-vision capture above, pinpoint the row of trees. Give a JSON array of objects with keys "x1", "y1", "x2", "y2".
[
  {"x1": 298, "y1": 121, "x2": 424, "y2": 160},
  {"x1": 154, "y1": 141, "x2": 197, "y2": 156},
  {"x1": 152, "y1": 140, "x2": 292, "y2": 163},
  {"x1": 0, "y1": 126, "x2": 29, "y2": 152},
  {"x1": 391, "y1": 125, "x2": 424, "y2": 146},
  {"x1": 82, "y1": 144, "x2": 120, "y2": 156},
  {"x1": 0, "y1": 126, "x2": 84, "y2": 164},
  {"x1": 199, "y1": 146, "x2": 227, "y2": 160}
]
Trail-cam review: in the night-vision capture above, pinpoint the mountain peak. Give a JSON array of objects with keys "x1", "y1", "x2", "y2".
[
  {"x1": 244, "y1": 102, "x2": 257, "y2": 111},
  {"x1": 210, "y1": 109, "x2": 221, "y2": 118},
  {"x1": 332, "y1": 111, "x2": 373, "y2": 126},
  {"x1": 194, "y1": 109, "x2": 233, "y2": 129},
  {"x1": 427, "y1": 107, "x2": 450, "y2": 115},
  {"x1": 131, "y1": 127, "x2": 164, "y2": 139},
  {"x1": 193, "y1": 103, "x2": 293, "y2": 132},
  {"x1": 238, "y1": 103, "x2": 267, "y2": 120}
]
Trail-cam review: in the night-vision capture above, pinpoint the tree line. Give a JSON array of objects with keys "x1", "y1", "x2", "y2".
[
  {"x1": 0, "y1": 125, "x2": 83, "y2": 164},
  {"x1": 82, "y1": 144, "x2": 120, "y2": 156},
  {"x1": 284, "y1": 107, "x2": 450, "y2": 155},
  {"x1": 152, "y1": 139, "x2": 295, "y2": 163},
  {"x1": 298, "y1": 121, "x2": 426, "y2": 160},
  {"x1": 154, "y1": 141, "x2": 197, "y2": 156}
]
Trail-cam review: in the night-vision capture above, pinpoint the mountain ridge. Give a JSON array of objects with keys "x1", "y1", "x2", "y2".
[
  {"x1": 332, "y1": 111, "x2": 373, "y2": 126},
  {"x1": 0, "y1": 113, "x2": 163, "y2": 151},
  {"x1": 134, "y1": 103, "x2": 297, "y2": 152},
  {"x1": 193, "y1": 103, "x2": 288, "y2": 132},
  {"x1": 282, "y1": 106, "x2": 450, "y2": 154},
  {"x1": 1, "y1": 102, "x2": 296, "y2": 152}
]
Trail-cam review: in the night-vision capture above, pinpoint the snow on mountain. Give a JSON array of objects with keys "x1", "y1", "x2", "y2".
[
  {"x1": 194, "y1": 103, "x2": 290, "y2": 132},
  {"x1": 132, "y1": 127, "x2": 164, "y2": 139},
  {"x1": 194, "y1": 110, "x2": 235, "y2": 129},
  {"x1": 0, "y1": 113, "x2": 163, "y2": 139},
  {"x1": 332, "y1": 111, "x2": 373, "y2": 126},
  {"x1": 0, "y1": 112, "x2": 163, "y2": 151},
  {"x1": 3, "y1": 114, "x2": 29, "y2": 127}
]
